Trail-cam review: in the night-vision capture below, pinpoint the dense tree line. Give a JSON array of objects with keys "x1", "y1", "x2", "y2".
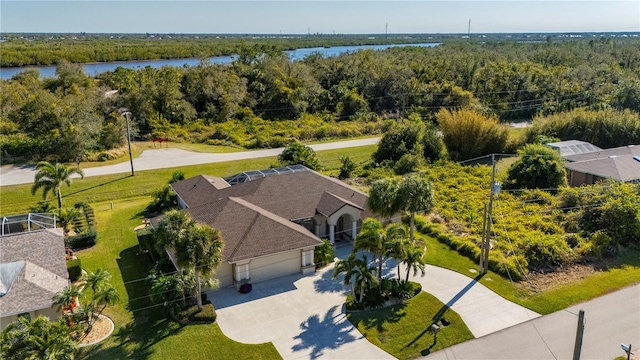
[{"x1": 2, "y1": 39, "x2": 640, "y2": 162}]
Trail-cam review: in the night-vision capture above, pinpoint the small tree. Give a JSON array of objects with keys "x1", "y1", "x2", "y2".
[
  {"x1": 373, "y1": 121, "x2": 424, "y2": 164},
  {"x1": 397, "y1": 175, "x2": 434, "y2": 242},
  {"x1": 278, "y1": 141, "x2": 320, "y2": 170},
  {"x1": 338, "y1": 155, "x2": 356, "y2": 179},
  {"x1": 504, "y1": 144, "x2": 567, "y2": 190},
  {"x1": 31, "y1": 161, "x2": 84, "y2": 208},
  {"x1": 314, "y1": 239, "x2": 335, "y2": 267}
]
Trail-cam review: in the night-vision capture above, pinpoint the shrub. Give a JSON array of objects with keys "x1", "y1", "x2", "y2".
[
  {"x1": 277, "y1": 141, "x2": 320, "y2": 170},
  {"x1": 314, "y1": 239, "x2": 335, "y2": 268},
  {"x1": 409, "y1": 281, "x2": 422, "y2": 297},
  {"x1": 393, "y1": 152, "x2": 422, "y2": 175},
  {"x1": 345, "y1": 293, "x2": 365, "y2": 311},
  {"x1": 373, "y1": 120, "x2": 424, "y2": 164},
  {"x1": 168, "y1": 171, "x2": 185, "y2": 184},
  {"x1": 188, "y1": 302, "x2": 217, "y2": 323},
  {"x1": 338, "y1": 155, "x2": 356, "y2": 179},
  {"x1": 137, "y1": 227, "x2": 163, "y2": 261},
  {"x1": 65, "y1": 228, "x2": 98, "y2": 249},
  {"x1": 67, "y1": 258, "x2": 82, "y2": 282},
  {"x1": 504, "y1": 144, "x2": 567, "y2": 190}
]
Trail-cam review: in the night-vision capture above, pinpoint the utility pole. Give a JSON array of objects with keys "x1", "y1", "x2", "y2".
[
  {"x1": 385, "y1": 22, "x2": 388, "y2": 42},
  {"x1": 480, "y1": 154, "x2": 499, "y2": 275},
  {"x1": 468, "y1": 19, "x2": 471, "y2": 39},
  {"x1": 120, "y1": 109, "x2": 135, "y2": 176},
  {"x1": 572, "y1": 310, "x2": 585, "y2": 360}
]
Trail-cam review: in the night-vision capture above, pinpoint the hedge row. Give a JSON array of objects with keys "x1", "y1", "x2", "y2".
[
  {"x1": 65, "y1": 228, "x2": 98, "y2": 249},
  {"x1": 67, "y1": 258, "x2": 82, "y2": 282}
]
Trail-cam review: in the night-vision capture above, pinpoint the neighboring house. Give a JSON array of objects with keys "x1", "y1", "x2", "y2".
[
  {"x1": 155, "y1": 165, "x2": 372, "y2": 288},
  {"x1": 559, "y1": 144, "x2": 640, "y2": 186},
  {"x1": 546, "y1": 140, "x2": 602, "y2": 157},
  {"x1": 0, "y1": 221, "x2": 68, "y2": 330}
]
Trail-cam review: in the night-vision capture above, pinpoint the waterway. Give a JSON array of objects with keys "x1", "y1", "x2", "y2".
[{"x1": 0, "y1": 42, "x2": 439, "y2": 80}]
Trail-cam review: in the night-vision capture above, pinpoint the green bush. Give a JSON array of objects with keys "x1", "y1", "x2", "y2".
[
  {"x1": 314, "y1": 239, "x2": 335, "y2": 268},
  {"x1": 67, "y1": 258, "x2": 82, "y2": 282},
  {"x1": 188, "y1": 302, "x2": 217, "y2": 323},
  {"x1": 65, "y1": 228, "x2": 98, "y2": 249}
]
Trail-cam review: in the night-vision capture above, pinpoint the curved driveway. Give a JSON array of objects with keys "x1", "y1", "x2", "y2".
[
  {"x1": 207, "y1": 245, "x2": 540, "y2": 359},
  {"x1": 0, "y1": 137, "x2": 380, "y2": 186}
]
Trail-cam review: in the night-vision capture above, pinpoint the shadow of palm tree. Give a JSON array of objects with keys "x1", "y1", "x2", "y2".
[
  {"x1": 352, "y1": 302, "x2": 407, "y2": 333},
  {"x1": 291, "y1": 305, "x2": 357, "y2": 359},
  {"x1": 313, "y1": 267, "x2": 350, "y2": 294}
]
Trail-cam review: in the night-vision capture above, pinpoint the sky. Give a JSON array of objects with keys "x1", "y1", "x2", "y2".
[{"x1": 1, "y1": 1, "x2": 639, "y2": 34}]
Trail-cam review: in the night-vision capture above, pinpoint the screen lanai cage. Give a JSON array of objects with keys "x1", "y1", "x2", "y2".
[
  {"x1": 223, "y1": 164, "x2": 310, "y2": 186},
  {"x1": 1, "y1": 213, "x2": 56, "y2": 236}
]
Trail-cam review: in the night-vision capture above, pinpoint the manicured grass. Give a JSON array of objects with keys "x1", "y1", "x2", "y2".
[
  {"x1": 0, "y1": 145, "x2": 377, "y2": 215},
  {"x1": 75, "y1": 197, "x2": 280, "y2": 359},
  {"x1": 347, "y1": 292, "x2": 474, "y2": 360}
]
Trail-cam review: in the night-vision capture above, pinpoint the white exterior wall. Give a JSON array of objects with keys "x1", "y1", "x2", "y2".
[
  {"x1": 249, "y1": 250, "x2": 301, "y2": 283},
  {"x1": 0, "y1": 306, "x2": 60, "y2": 330}
]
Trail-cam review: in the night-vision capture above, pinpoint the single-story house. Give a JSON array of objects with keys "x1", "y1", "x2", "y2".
[
  {"x1": 560, "y1": 144, "x2": 640, "y2": 186},
  {"x1": 0, "y1": 227, "x2": 68, "y2": 330},
  {"x1": 156, "y1": 165, "x2": 373, "y2": 288}
]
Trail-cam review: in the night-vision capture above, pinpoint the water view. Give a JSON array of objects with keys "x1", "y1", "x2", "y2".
[{"x1": 0, "y1": 43, "x2": 439, "y2": 80}]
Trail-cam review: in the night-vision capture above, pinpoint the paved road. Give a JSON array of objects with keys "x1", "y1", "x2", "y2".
[
  {"x1": 428, "y1": 284, "x2": 640, "y2": 360},
  {"x1": 0, "y1": 137, "x2": 380, "y2": 186}
]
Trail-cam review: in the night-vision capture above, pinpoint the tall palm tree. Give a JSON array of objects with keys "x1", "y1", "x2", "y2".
[
  {"x1": 153, "y1": 209, "x2": 194, "y2": 255},
  {"x1": 367, "y1": 178, "x2": 402, "y2": 219},
  {"x1": 0, "y1": 316, "x2": 77, "y2": 360},
  {"x1": 397, "y1": 175, "x2": 433, "y2": 242},
  {"x1": 31, "y1": 161, "x2": 84, "y2": 209},
  {"x1": 175, "y1": 223, "x2": 224, "y2": 311},
  {"x1": 354, "y1": 219, "x2": 408, "y2": 283},
  {"x1": 403, "y1": 244, "x2": 427, "y2": 283},
  {"x1": 386, "y1": 234, "x2": 411, "y2": 281}
]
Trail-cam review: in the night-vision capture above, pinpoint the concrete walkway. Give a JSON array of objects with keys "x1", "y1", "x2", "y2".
[
  {"x1": 0, "y1": 137, "x2": 380, "y2": 186},
  {"x1": 428, "y1": 284, "x2": 640, "y2": 360},
  {"x1": 208, "y1": 244, "x2": 542, "y2": 359}
]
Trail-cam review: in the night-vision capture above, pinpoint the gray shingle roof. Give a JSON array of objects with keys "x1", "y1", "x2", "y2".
[
  {"x1": 187, "y1": 197, "x2": 321, "y2": 262},
  {"x1": 565, "y1": 155, "x2": 640, "y2": 182},
  {"x1": 171, "y1": 175, "x2": 230, "y2": 208},
  {"x1": 0, "y1": 228, "x2": 68, "y2": 316},
  {"x1": 564, "y1": 145, "x2": 640, "y2": 162},
  {"x1": 316, "y1": 191, "x2": 365, "y2": 217}
]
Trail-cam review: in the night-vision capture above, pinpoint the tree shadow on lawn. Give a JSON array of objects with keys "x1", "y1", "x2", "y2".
[
  {"x1": 116, "y1": 245, "x2": 155, "y2": 313},
  {"x1": 291, "y1": 305, "x2": 358, "y2": 359},
  {"x1": 63, "y1": 175, "x2": 131, "y2": 198},
  {"x1": 349, "y1": 301, "x2": 407, "y2": 333}
]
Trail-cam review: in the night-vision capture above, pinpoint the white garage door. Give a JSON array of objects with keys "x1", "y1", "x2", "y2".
[{"x1": 250, "y1": 250, "x2": 301, "y2": 283}]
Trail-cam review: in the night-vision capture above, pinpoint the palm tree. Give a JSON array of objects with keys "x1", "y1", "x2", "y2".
[
  {"x1": 352, "y1": 257, "x2": 378, "y2": 303},
  {"x1": 52, "y1": 285, "x2": 82, "y2": 315},
  {"x1": 153, "y1": 209, "x2": 194, "y2": 255},
  {"x1": 386, "y1": 234, "x2": 411, "y2": 281},
  {"x1": 333, "y1": 253, "x2": 359, "y2": 299},
  {"x1": 94, "y1": 287, "x2": 120, "y2": 317},
  {"x1": 397, "y1": 175, "x2": 433, "y2": 242},
  {"x1": 31, "y1": 161, "x2": 84, "y2": 209},
  {"x1": 84, "y1": 269, "x2": 111, "y2": 296},
  {"x1": 0, "y1": 316, "x2": 77, "y2": 360},
  {"x1": 57, "y1": 207, "x2": 82, "y2": 235},
  {"x1": 175, "y1": 223, "x2": 224, "y2": 311},
  {"x1": 403, "y1": 244, "x2": 427, "y2": 283},
  {"x1": 367, "y1": 178, "x2": 402, "y2": 219},
  {"x1": 354, "y1": 219, "x2": 408, "y2": 283}
]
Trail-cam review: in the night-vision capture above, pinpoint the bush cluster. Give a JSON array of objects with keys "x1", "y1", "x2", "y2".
[
  {"x1": 66, "y1": 258, "x2": 82, "y2": 282},
  {"x1": 64, "y1": 228, "x2": 98, "y2": 249}
]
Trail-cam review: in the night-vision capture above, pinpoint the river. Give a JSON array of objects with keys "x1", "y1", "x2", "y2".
[{"x1": 0, "y1": 43, "x2": 439, "y2": 80}]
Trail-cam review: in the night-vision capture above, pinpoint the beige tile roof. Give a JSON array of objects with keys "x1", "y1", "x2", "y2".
[
  {"x1": 187, "y1": 197, "x2": 321, "y2": 263},
  {"x1": 0, "y1": 228, "x2": 68, "y2": 316}
]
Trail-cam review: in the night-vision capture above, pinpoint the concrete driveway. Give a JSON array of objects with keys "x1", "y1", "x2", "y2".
[{"x1": 206, "y1": 244, "x2": 394, "y2": 360}]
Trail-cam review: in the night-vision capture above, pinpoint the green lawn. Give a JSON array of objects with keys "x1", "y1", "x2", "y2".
[
  {"x1": 0, "y1": 145, "x2": 377, "y2": 215},
  {"x1": 347, "y1": 292, "x2": 474, "y2": 360},
  {"x1": 75, "y1": 197, "x2": 280, "y2": 360}
]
